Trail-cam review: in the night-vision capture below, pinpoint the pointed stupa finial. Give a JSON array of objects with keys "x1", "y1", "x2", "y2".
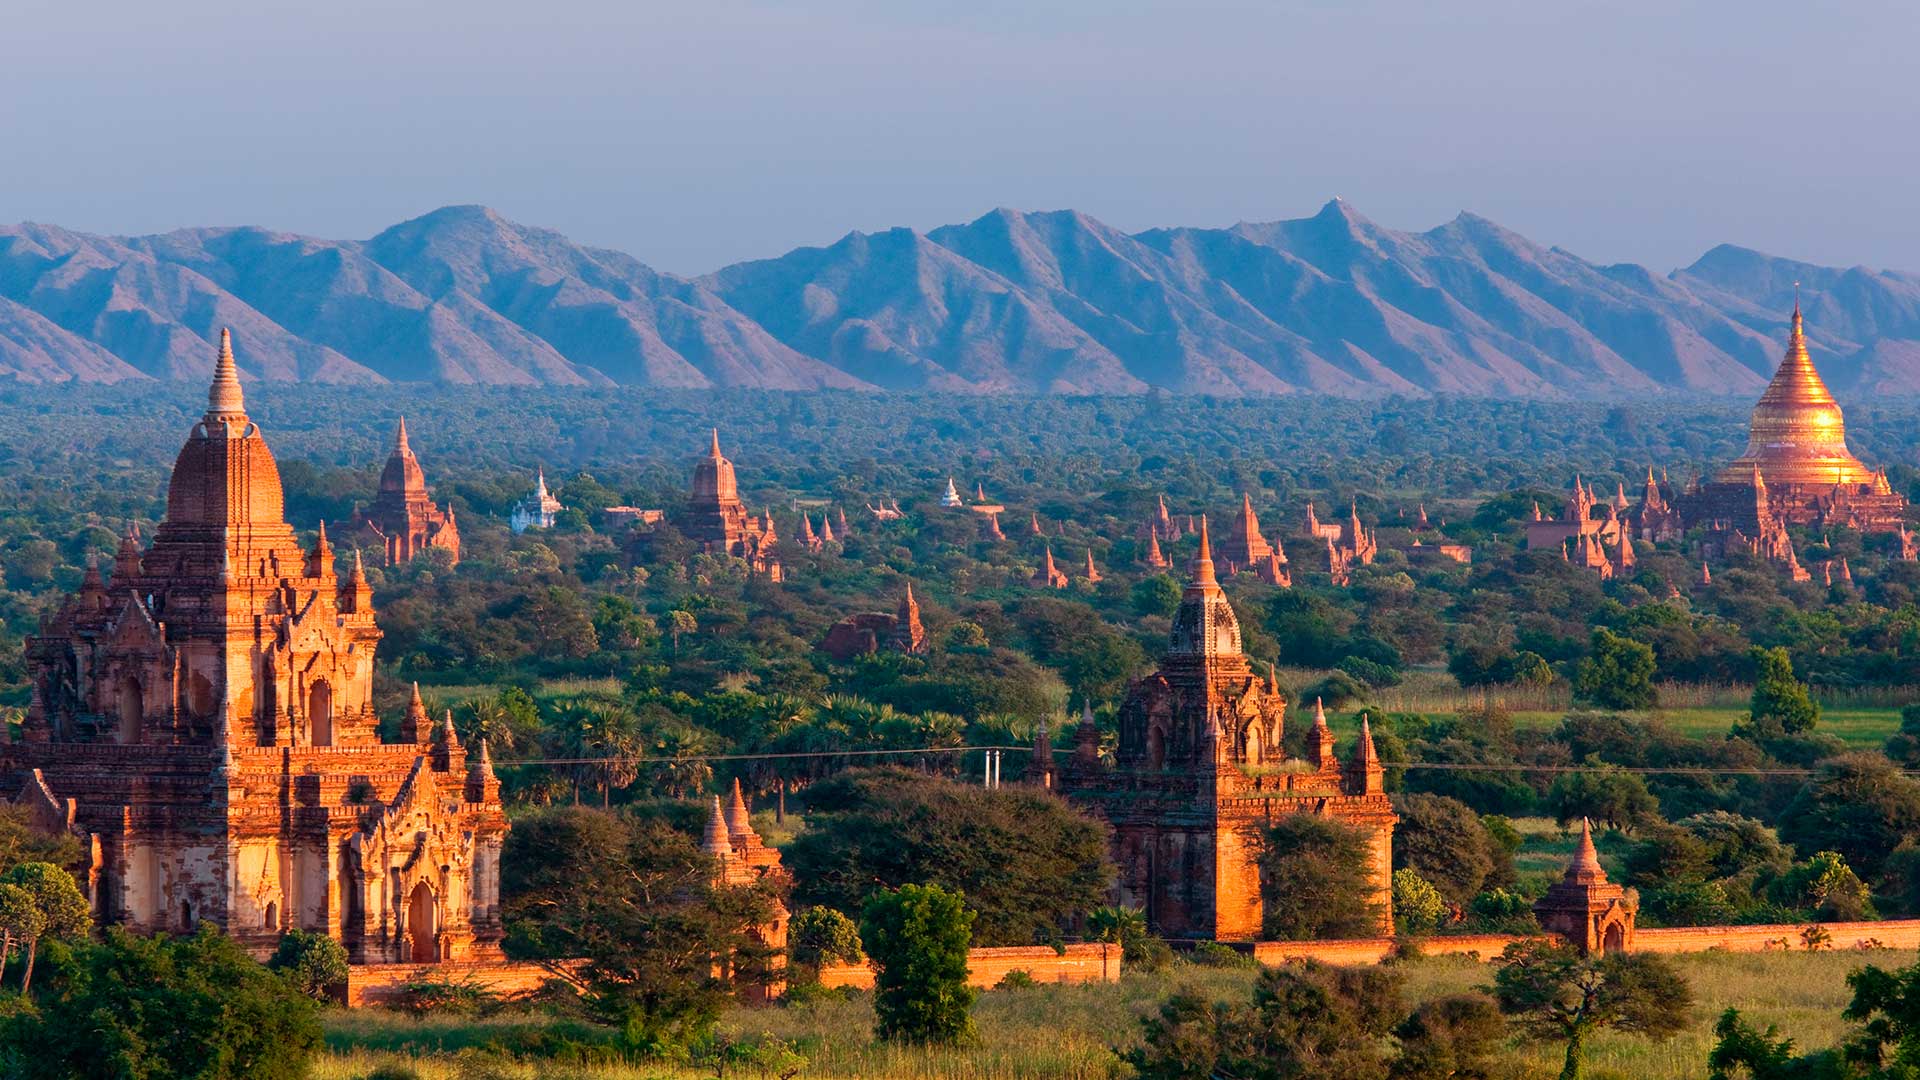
[
  {"x1": 206, "y1": 327, "x2": 246, "y2": 423},
  {"x1": 1313, "y1": 696, "x2": 1329, "y2": 729},
  {"x1": 726, "y1": 777, "x2": 752, "y2": 835},
  {"x1": 1567, "y1": 817, "x2": 1606, "y2": 882},
  {"x1": 710, "y1": 427, "x2": 723, "y2": 458},
  {"x1": 1190, "y1": 514, "x2": 1216, "y2": 587},
  {"x1": 394, "y1": 415, "x2": 411, "y2": 453},
  {"x1": 442, "y1": 708, "x2": 460, "y2": 750},
  {"x1": 703, "y1": 795, "x2": 733, "y2": 857}
]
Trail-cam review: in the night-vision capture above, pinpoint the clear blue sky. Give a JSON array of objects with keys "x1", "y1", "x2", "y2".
[{"x1": 5, "y1": 0, "x2": 1915, "y2": 276}]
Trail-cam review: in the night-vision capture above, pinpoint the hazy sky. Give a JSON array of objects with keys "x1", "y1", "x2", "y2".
[{"x1": 5, "y1": 0, "x2": 1916, "y2": 276}]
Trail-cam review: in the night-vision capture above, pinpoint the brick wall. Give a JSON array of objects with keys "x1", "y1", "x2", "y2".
[
  {"x1": 346, "y1": 960, "x2": 568, "y2": 1007},
  {"x1": 1249, "y1": 919, "x2": 1920, "y2": 969},
  {"x1": 1635, "y1": 920, "x2": 1920, "y2": 954},
  {"x1": 816, "y1": 943, "x2": 1121, "y2": 991}
]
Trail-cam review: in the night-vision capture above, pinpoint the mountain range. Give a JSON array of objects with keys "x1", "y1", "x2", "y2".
[{"x1": 4, "y1": 200, "x2": 1918, "y2": 397}]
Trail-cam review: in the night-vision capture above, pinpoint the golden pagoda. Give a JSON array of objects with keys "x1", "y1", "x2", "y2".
[
  {"x1": 1717, "y1": 301, "x2": 1874, "y2": 487},
  {"x1": 1674, "y1": 299, "x2": 1905, "y2": 540}
]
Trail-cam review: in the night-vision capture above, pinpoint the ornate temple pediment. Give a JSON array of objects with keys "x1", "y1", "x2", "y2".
[{"x1": 106, "y1": 595, "x2": 163, "y2": 651}]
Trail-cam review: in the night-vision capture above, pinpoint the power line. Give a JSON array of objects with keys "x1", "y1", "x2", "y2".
[{"x1": 490, "y1": 743, "x2": 1842, "y2": 779}]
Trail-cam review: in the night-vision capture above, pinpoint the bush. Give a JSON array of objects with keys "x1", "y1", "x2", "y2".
[
  {"x1": 396, "y1": 977, "x2": 502, "y2": 1017},
  {"x1": 995, "y1": 969, "x2": 1036, "y2": 990},
  {"x1": 1086, "y1": 905, "x2": 1171, "y2": 972},
  {"x1": 268, "y1": 928, "x2": 350, "y2": 1002},
  {"x1": 860, "y1": 884, "x2": 976, "y2": 1045},
  {"x1": 1187, "y1": 941, "x2": 1257, "y2": 969}
]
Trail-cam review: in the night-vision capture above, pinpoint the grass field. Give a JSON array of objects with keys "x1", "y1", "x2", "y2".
[{"x1": 316, "y1": 948, "x2": 1898, "y2": 1080}]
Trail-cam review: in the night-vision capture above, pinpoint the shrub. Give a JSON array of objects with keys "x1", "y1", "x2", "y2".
[
  {"x1": 1086, "y1": 905, "x2": 1171, "y2": 972},
  {"x1": 396, "y1": 976, "x2": 502, "y2": 1017},
  {"x1": 1468, "y1": 889, "x2": 1540, "y2": 934},
  {"x1": 995, "y1": 969, "x2": 1036, "y2": 990},
  {"x1": 268, "y1": 927, "x2": 350, "y2": 1002},
  {"x1": 1187, "y1": 941, "x2": 1257, "y2": 969}
]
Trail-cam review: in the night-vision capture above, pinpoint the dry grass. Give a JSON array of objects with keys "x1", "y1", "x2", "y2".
[{"x1": 319, "y1": 948, "x2": 1893, "y2": 1080}]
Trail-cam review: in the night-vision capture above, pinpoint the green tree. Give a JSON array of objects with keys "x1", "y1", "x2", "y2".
[
  {"x1": 1767, "y1": 851, "x2": 1875, "y2": 922},
  {"x1": 0, "y1": 926, "x2": 320, "y2": 1080},
  {"x1": 500, "y1": 808, "x2": 775, "y2": 1054},
  {"x1": 1745, "y1": 646, "x2": 1820, "y2": 735},
  {"x1": 860, "y1": 884, "x2": 976, "y2": 1045},
  {"x1": 786, "y1": 907, "x2": 863, "y2": 984},
  {"x1": 267, "y1": 928, "x2": 350, "y2": 1002},
  {"x1": 1258, "y1": 814, "x2": 1385, "y2": 940},
  {"x1": 1781, "y1": 754, "x2": 1920, "y2": 880},
  {"x1": 1706, "y1": 1007, "x2": 1839, "y2": 1080},
  {"x1": 1130, "y1": 575, "x2": 1181, "y2": 618},
  {"x1": 1572, "y1": 628, "x2": 1657, "y2": 710},
  {"x1": 1391, "y1": 993, "x2": 1506, "y2": 1080},
  {"x1": 0, "y1": 885, "x2": 43, "y2": 987},
  {"x1": 1392, "y1": 869, "x2": 1447, "y2": 935},
  {"x1": 1491, "y1": 939, "x2": 1692, "y2": 1080},
  {"x1": 1393, "y1": 792, "x2": 1499, "y2": 905},
  {"x1": 0, "y1": 863, "x2": 89, "y2": 993},
  {"x1": 785, "y1": 768, "x2": 1113, "y2": 946},
  {"x1": 1548, "y1": 762, "x2": 1659, "y2": 833}
]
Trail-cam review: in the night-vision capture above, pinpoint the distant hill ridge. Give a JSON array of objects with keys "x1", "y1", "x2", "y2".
[{"x1": 3, "y1": 200, "x2": 1915, "y2": 397}]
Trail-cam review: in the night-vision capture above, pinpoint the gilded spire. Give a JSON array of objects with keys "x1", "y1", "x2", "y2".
[
  {"x1": 206, "y1": 327, "x2": 246, "y2": 423},
  {"x1": 1720, "y1": 299, "x2": 1873, "y2": 486}
]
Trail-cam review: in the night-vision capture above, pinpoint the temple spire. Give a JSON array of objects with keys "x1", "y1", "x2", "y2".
[
  {"x1": 393, "y1": 415, "x2": 411, "y2": 454},
  {"x1": 726, "y1": 778, "x2": 752, "y2": 835},
  {"x1": 1567, "y1": 818, "x2": 1606, "y2": 883},
  {"x1": 710, "y1": 428, "x2": 723, "y2": 459},
  {"x1": 1189, "y1": 515, "x2": 1217, "y2": 588},
  {"x1": 702, "y1": 795, "x2": 734, "y2": 859},
  {"x1": 206, "y1": 328, "x2": 246, "y2": 423}
]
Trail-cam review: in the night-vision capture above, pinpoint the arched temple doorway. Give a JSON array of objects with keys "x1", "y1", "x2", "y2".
[
  {"x1": 408, "y1": 881, "x2": 437, "y2": 964},
  {"x1": 308, "y1": 680, "x2": 333, "y2": 747},
  {"x1": 118, "y1": 676, "x2": 142, "y2": 744}
]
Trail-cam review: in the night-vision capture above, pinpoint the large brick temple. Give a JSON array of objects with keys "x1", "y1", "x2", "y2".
[
  {"x1": 1063, "y1": 519, "x2": 1395, "y2": 940},
  {"x1": 347, "y1": 417, "x2": 461, "y2": 568},
  {"x1": 11, "y1": 331, "x2": 507, "y2": 963}
]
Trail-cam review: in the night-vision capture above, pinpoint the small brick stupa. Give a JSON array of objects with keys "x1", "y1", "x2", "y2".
[{"x1": 1533, "y1": 818, "x2": 1636, "y2": 955}]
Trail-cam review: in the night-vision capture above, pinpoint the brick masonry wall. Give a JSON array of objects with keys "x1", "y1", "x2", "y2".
[
  {"x1": 1249, "y1": 919, "x2": 1920, "y2": 968},
  {"x1": 346, "y1": 961, "x2": 566, "y2": 1007},
  {"x1": 816, "y1": 943, "x2": 1122, "y2": 991}
]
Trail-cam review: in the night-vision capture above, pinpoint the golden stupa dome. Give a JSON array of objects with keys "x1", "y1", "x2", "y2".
[{"x1": 1717, "y1": 303, "x2": 1876, "y2": 487}]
